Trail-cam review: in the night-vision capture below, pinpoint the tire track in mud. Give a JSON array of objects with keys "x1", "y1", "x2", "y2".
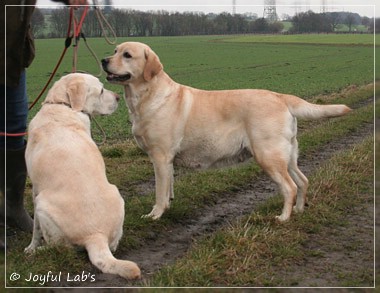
[{"x1": 88, "y1": 115, "x2": 374, "y2": 287}]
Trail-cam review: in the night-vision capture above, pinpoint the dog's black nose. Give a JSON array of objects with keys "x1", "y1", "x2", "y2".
[{"x1": 101, "y1": 58, "x2": 109, "y2": 69}]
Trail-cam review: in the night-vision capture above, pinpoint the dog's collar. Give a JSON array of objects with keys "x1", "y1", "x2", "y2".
[
  {"x1": 43, "y1": 101, "x2": 72, "y2": 108},
  {"x1": 43, "y1": 101, "x2": 91, "y2": 117}
]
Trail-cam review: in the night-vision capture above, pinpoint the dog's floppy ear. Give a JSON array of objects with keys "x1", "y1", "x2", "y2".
[
  {"x1": 67, "y1": 78, "x2": 88, "y2": 112},
  {"x1": 143, "y1": 48, "x2": 163, "y2": 81}
]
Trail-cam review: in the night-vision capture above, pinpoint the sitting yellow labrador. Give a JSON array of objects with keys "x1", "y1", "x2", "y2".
[
  {"x1": 102, "y1": 42, "x2": 351, "y2": 222},
  {"x1": 25, "y1": 73, "x2": 141, "y2": 280}
]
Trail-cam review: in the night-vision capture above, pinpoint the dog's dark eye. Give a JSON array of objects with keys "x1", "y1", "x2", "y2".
[
  {"x1": 100, "y1": 88, "x2": 104, "y2": 95},
  {"x1": 123, "y1": 52, "x2": 132, "y2": 59}
]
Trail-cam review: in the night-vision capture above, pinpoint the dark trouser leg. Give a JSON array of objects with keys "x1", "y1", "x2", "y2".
[{"x1": 0, "y1": 70, "x2": 33, "y2": 238}]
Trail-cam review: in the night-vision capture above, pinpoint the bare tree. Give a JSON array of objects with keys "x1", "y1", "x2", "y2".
[
  {"x1": 50, "y1": 8, "x2": 70, "y2": 38},
  {"x1": 345, "y1": 13, "x2": 357, "y2": 32},
  {"x1": 82, "y1": 10, "x2": 102, "y2": 37},
  {"x1": 327, "y1": 12, "x2": 342, "y2": 32},
  {"x1": 31, "y1": 8, "x2": 45, "y2": 38},
  {"x1": 108, "y1": 9, "x2": 133, "y2": 37}
]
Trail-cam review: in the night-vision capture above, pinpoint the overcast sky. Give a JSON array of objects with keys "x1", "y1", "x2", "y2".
[{"x1": 36, "y1": 0, "x2": 377, "y2": 18}]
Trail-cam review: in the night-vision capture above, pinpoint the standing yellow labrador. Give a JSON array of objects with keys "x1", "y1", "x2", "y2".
[
  {"x1": 102, "y1": 42, "x2": 351, "y2": 222},
  {"x1": 25, "y1": 73, "x2": 141, "y2": 280}
]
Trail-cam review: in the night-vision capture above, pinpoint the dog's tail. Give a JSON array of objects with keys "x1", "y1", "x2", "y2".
[
  {"x1": 85, "y1": 234, "x2": 141, "y2": 280},
  {"x1": 282, "y1": 94, "x2": 351, "y2": 120}
]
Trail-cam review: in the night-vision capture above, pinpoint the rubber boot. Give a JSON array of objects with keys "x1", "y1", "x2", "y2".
[{"x1": 0, "y1": 144, "x2": 33, "y2": 232}]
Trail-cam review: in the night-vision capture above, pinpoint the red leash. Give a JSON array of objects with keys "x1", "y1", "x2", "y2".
[
  {"x1": 0, "y1": 132, "x2": 28, "y2": 137},
  {"x1": 27, "y1": 6, "x2": 88, "y2": 110},
  {"x1": 72, "y1": 5, "x2": 88, "y2": 72},
  {"x1": 28, "y1": 7, "x2": 75, "y2": 111},
  {"x1": 1, "y1": 6, "x2": 89, "y2": 137}
]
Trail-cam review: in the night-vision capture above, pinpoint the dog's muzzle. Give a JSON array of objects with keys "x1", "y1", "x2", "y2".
[{"x1": 101, "y1": 59, "x2": 131, "y2": 82}]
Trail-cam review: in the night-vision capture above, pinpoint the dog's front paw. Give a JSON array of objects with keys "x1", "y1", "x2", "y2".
[
  {"x1": 25, "y1": 244, "x2": 46, "y2": 254},
  {"x1": 293, "y1": 205, "x2": 304, "y2": 214},
  {"x1": 275, "y1": 214, "x2": 290, "y2": 222},
  {"x1": 24, "y1": 245, "x2": 36, "y2": 254},
  {"x1": 141, "y1": 205, "x2": 165, "y2": 220}
]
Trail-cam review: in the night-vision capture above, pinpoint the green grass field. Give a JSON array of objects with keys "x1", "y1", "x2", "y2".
[
  {"x1": 221, "y1": 33, "x2": 376, "y2": 45},
  {"x1": 26, "y1": 34, "x2": 375, "y2": 142},
  {"x1": 4, "y1": 34, "x2": 375, "y2": 287}
]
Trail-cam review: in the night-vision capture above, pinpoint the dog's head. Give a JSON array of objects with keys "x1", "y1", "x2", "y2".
[
  {"x1": 43, "y1": 73, "x2": 119, "y2": 115},
  {"x1": 101, "y1": 42, "x2": 163, "y2": 85}
]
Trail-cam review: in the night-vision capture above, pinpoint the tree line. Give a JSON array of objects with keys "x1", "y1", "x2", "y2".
[
  {"x1": 290, "y1": 11, "x2": 374, "y2": 33},
  {"x1": 31, "y1": 8, "x2": 376, "y2": 39}
]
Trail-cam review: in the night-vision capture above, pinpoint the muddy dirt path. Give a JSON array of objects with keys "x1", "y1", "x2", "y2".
[{"x1": 87, "y1": 111, "x2": 374, "y2": 287}]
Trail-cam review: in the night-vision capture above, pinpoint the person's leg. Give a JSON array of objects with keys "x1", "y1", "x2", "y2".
[{"x1": 0, "y1": 70, "x2": 33, "y2": 237}]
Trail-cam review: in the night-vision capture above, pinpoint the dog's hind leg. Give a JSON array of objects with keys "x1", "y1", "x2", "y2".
[
  {"x1": 24, "y1": 204, "x2": 42, "y2": 253},
  {"x1": 288, "y1": 137, "x2": 309, "y2": 214},
  {"x1": 253, "y1": 140, "x2": 298, "y2": 222},
  {"x1": 270, "y1": 168, "x2": 298, "y2": 222}
]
